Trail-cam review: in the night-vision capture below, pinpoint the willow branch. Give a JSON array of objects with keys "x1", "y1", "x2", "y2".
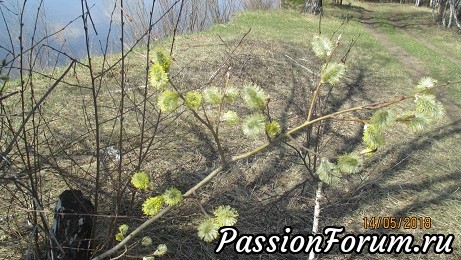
[{"x1": 91, "y1": 94, "x2": 405, "y2": 260}]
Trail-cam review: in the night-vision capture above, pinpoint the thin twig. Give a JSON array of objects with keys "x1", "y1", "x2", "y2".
[
  {"x1": 206, "y1": 28, "x2": 251, "y2": 84},
  {"x1": 170, "y1": 0, "x2": 185, "y2": 56}
]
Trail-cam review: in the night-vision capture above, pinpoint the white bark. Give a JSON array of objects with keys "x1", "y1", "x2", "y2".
[
  {"x1": 448, "y1": 0, "x2": 461, "y2": 29},
  {"x1": 309, "y1": 181, "x2": 323, "y2": 260},
  {"x1": 449, "y1": 5, "x2": 453, "y2": 27},
  {"x1": 454, "y1": 7, "x2": 461, "y2": 29},
  {"x1": 304, "y1": 0, "x2": 322, "y2": 14},
  {"x1": 442, "y1": 1, "x2": 450, "y2": 26}
]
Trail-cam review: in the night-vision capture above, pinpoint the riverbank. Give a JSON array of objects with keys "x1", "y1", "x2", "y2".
[{"x1": 1, "y1": 2, "x2": 460, "y2": 259}]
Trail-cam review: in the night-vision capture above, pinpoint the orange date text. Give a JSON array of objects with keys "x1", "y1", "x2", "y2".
[{"x1": 363, "y1": 217, "x2": 431, "y2": 230}]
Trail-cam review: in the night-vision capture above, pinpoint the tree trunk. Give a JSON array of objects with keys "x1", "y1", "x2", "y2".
[
  {"x1": 453, "y1": 5, "x2": 461, "y2": 29},
  {"x1": 308, "y1": 181, "x2": 323, "y2": 260},
  {"x1": 304, "y1": 0, "x2": 323, "y2": 15},
  {"x1": 448, "y1": 0, "x2": 454, "y2": 27},
  {"x1": 436, "y1": 0, "x2": 449, "y2": 25},
  {"x1": 441, "y1": 0, "x2": 452, "y2": 27},
  {"x1": 448, "y1": 0, "x2": 461, "y2": 29},
  {"x1": 432, "y1": 0, "x2": 439, "y2": 20}
]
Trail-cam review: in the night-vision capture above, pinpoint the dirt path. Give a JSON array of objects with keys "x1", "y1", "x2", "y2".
[
  {"x1": 388, "y1": 11, "x2": 461, "y2": 68},
  {"x1": 359, "y1": 10, "x2": 426, "y2": 82},
  {"x1": 359, "y1": 7, "x2": 461, "y2": 129}
]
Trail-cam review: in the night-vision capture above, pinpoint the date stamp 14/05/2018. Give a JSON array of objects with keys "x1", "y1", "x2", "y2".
[{"x1": 363, "y1": 216, "x2": 432, "y2": 230}]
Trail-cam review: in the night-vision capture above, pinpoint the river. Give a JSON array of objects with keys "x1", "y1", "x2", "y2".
[{"x1": 0, "y1": 0, "x2": 279, "y2": 73}]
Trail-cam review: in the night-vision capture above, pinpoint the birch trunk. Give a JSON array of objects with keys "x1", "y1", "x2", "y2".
[
  {"x1": 309, "y1": 181, "x2": 323, "y2": 260},
  {"x1": 448, "y1": 0, "x2": 461, "y2": 29},
  {"x1": 304, "y1": 0, "x2": 322, "y2": 14}
]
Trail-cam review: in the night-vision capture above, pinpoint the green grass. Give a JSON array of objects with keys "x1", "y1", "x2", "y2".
[
  {"x1": 1, "y1": 2, "x2": 460, "y2": 259},
  {"x1": 335, "y1": 2, "x2": 461, "y2": 257},
  {"x1": 356, "y1": 2, "x2": 461, "y2": 105}
]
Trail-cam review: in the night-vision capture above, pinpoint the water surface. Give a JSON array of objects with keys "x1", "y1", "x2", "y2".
[{"x1": 0, "y1": 0, "x2": 278, "y2": 72}]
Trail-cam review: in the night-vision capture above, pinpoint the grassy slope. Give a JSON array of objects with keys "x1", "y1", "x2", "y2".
[
  {"x1": 147, "y1": 3, "x2": 461, "y2": 258},
  {"x1": 1, "y1": 2, "x2": 460, "y2": 259},
  {"x1": 326, "y1": 3, "x2": 461, "y2": 259},
  {"x1": 182, "y1": 3, "x2": 461, "y2": 259},
  {"x1": 328, "y1": 2, "x2": 461, "y2": 258}
]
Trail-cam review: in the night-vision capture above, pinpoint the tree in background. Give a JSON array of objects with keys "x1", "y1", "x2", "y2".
[
  {"x1": 430, "y1": 0, "x2": 461, "y2": 29},
  {"x1": 304, "y1": 0, "x2": 323, "y2": 14}
]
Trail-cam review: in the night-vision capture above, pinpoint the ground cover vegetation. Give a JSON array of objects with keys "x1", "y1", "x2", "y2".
[{"x1": 0, "y1": 0, "x2": 460, "y2": 259}]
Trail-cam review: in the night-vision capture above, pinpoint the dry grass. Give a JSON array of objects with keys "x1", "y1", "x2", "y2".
[{"x1": 1, "y1": 2, "x2": 460, "y2": 259}]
